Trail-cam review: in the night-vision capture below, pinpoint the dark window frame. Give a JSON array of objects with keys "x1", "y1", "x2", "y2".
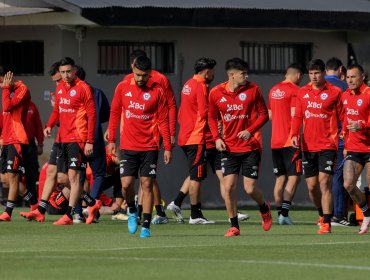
[
  {"x1": 241, "y1": 42, "x2": 312, "y2": 74},
  {"x1": 98, "y1": 41, "x2": 175, "y2": 75},
  {"x1": 0, "y1": 40, "x2": 44, "y2": 76}
]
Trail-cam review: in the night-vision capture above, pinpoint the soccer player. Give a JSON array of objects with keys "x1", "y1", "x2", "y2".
[
  {"x1": 208, "y1": 58, "x2": 272, "y2": 236},
  {"x1": 292, "y1": 59, "x2": 343, "y2": 234},
  {"x1": 268, "y1": 63, "x2": 304, "y2": 225},
  {"x1": 325, "y1": 57, "x2": 350, "y2": 226},
  {"x1": 174, "y1": 57, "x2": 216, "y2": 225},
  {"x1": 107, "y1": 55, "x2": 172, "y2": 238},
  {"x1": 341, "y1": 64, "x2": 370, "y2": 234},
  {"x1": 44, "y1": 57, "x2": 98, "y2": 225},
  {"x1": 123, "y1": 49, "x2": 177, "y2": 225},
  {"x1": 0, "y1": 68, "x2": 35, "y2": 221}
]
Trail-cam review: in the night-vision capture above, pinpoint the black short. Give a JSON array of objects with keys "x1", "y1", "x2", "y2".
[
  {"x1": 205, "y1": 148, "x2": 222, "y2": 174},
  {"x1": 221, "y1": 150, "x2": 261, "y2": 179},
  {"x1": 302, "y1": 150, "x2": 337, "y2": 178},
  {"x1": 0, "y1": 144, "x2": 26, "y2": 174},
  {"x1": 57, "y1": 143, "x2": 87, "y2": 173},
  {"x1": 272, "y1": 147, "x2": 302, "y2": 176},
  {"x1": 181, "y1": 144, "x2": 206, "y2": 181},
  {"x1": 119, "y1": 150, "x2": 159, "y2": 178},
  {"x1": 345, "y1": 151, "x2": 370, "y2": 167},
  {"x1": 48, "y1": 142, "x2": 60, "y2": 166}
]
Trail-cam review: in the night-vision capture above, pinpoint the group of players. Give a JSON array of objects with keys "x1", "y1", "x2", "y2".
[{"x1": 0, "y1": 50, "x2": 369, "y2": 238}]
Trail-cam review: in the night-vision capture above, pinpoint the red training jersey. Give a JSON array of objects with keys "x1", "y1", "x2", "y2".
[
  {"x1": 26, "y1": 101, "x2": 44, "y2": 145},
  {"x1": 124, "y1": 70, "x2": 177, "y2": 137},
  {"x1": 46, "y1": 78, "x2": 96, "y2": 143},
  {"x1": 108, "y1": 77, "x2": 171, "y2": 151},
  {"x1": 208, "y1": 81, "x2": 268, "y2": 153},
  {"x1": 1, "y1": 80, "x2": 30, "y2": 145},
  {"x1": 268, "y1": 81, "x2": 299, "y2": 148},
  {"x1": 177, "y1": 75, "x2": 208, "y2": 146},
  {"x1": 291, "y1": 82, "x2": 343, "y2": 152},
  {"x1": 341, "y1": 83, "x2": 370, "y2": 152}
]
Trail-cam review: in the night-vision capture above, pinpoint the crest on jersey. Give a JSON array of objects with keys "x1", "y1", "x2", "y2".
[
  {"x1": 357, "y1": 99, "x2": 363, "y2": 106},
  {"x1": 320, "y1": 93, "x2": 328, "y2": 100},
  {"x1": 239, "y1": 93, "x2": 247, "y2": 101},
  {"x1": 70, "y1": 89, "x2": 77, "y2": 97},
  {"x1": 143, "y1": 92, "x2": 151, "y2": 100},
  {"x1": 182, "y1": 84, "x2": 191, "y2": 95}
]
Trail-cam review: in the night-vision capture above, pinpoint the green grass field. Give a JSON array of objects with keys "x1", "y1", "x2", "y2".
[{"x1": 0, "y1": 208, "x2": 369, "y2": 280}]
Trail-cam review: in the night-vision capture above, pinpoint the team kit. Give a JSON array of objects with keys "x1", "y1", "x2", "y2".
[{"x1": 0, "y1": 53, "x2": 369, "y2": 238}]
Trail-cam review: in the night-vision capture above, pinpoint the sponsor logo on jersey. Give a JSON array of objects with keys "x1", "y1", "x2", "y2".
[
  {"x1": 70, "y1": 89, "x2": 77, "y2": 97},
  {"x1": 128, "y1": 101, "x2": 145, "y2": 110},
  {"x1": 227, "y1": 104, "x2": 244, "y2": 112},
  {"x1": 224, "y1": 114, "x2": 248, "y2": 122},
  {"x1": 320, "y1": 93, "x2": 328, "y2": 100},
  {"x1": 307, "y1": 101, "x2": 322, "y2": 109},
  {"x1": 357, "y1": 99, "x2": 363, "y2": 106},
  {"x1": 303, "y1": 93, "x2": 310, "y2": 99},
  {"x1": 271, "y1": 89, "x2": 285, "y2": 99},
  {"x1": 346, "y1": 108, "x2": 359, "y2": 115},
  {"x1": 219, "y1": 97, "x2": 227, "y2": 103},
  {"x1": 125, "y1": 92, "x2": 132, "y2": 97},
  {"x1": 60, "y1": 97, "x2": 70, "y2": 105},
  {"x1": 143, "y1": 92, "x2": 151, "y2": 100},
  {"x1": 304, "y1": 110, "x2": 327, "y2": 119},
  {"x1": 182, "y1": 84, "x2": 191, "y2": 95},
  {"x1": 239, "y1": 93, "x2": 247, "y2": 101}
]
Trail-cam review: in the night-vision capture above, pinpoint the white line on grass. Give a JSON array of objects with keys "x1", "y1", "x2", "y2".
[
  {"x1": 5, "y1": 255, "x2": 370, "y2": 271},
  {"x1": 0, "y1": 240, "x2": 370, "y2": 254}
]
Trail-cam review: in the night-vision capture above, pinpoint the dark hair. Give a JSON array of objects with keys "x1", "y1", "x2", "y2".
[
  {"x1": 325, "y1": 57, "x2": 343, "y2": 71},
  {"x1": 48, "y1": 62, "x2": 60, "y2": 76},
  {"x1": 0, "y1": 65, "x2": 8, "y2": 77},
  {"x1": 307, "y1": 59, "x2": 325, "y2": 72},
  {"x1": 59, "y1": 57, "x2": 75, "y2": 67},
  {"x1": 194, "y1": 58, "x2": 217, "y2": 73},
  {"x1": 225, "y1": 58, "x2": 249, "y2": 72},
  {"x1": 347, "y1": 64, "x2": 364, "y2": 74},
  {"x1": 130, "y1": 49, "x2": 147, "y2": 64},
  {"x1": 133, "y1": 55, "x2": 152, "y2": 71},
  {"x1": 75, "y1": 65, "x2": 86, "y2": 81},
  {"x1": 287, "y1": 63, "x2": 305, "y2": 74}
]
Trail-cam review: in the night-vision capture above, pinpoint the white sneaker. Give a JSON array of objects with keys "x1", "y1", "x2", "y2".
[
  {"x1": 73, "y1": 213, "x2": 86, "y2": 224},
  {"x1": 166, "y1": 201, "x2": 184, "y2": 223},
  {"x1": 359, "y1": 216, "x2": 370, "y2": 235},
  {"x1": 278, "y1": 215, "x2": 294, "y2": 225},
  {"x1": 151, "y1": 215, "x2": 169, "y2": 224},
  {"x1": 237, "y1": 212, "x2": 250, "y2": 221},
  {"x1": 189, "y1": 216, "x2": 215, "y2": 224},
  {"x1": 111, "y1": 213, "x2": 128, "y2": 221}
]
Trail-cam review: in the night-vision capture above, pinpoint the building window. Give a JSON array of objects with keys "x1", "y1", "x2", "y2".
[
  {"x1": 98, "y1": 41, "x2": 175, "y2": 75},
  {"x1": 0, "y1": 41, "x2": 44, "y2": 75},
  {"x1": 241, "y1": 42, "x2": 312, "y2": 74}
]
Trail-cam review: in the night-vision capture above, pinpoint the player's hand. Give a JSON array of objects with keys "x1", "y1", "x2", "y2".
[
  {"x1": 347, "y1": 120, "x2": 361, "y2": 132},
  {"x1": 292, "y1": 136, "x2": 299, "y2": 148},
  {"x1": 237, "y1": 130, "x2": 251, "y2": 140},
  {"x1": 215, "y1": 139, "x2": 226, "y2": 152},
  {"x1": 104, "y1": 129, "x2": 109, "y2": 142},
  {"x1": 107, "y1": 142, "x2": 116, "y2": 157},
  {"x1": 1, "y1": 71, "x2": 13, "y2": 87},
  {"x1": 164, "y1": 150, "x2": 172, "y2": 165},
  {"x1": 84, "y1": 143, "x2": 93, "y2": 156},
  {"x1": 44, "y1": 127, "x2": 52, "y2": 138}
]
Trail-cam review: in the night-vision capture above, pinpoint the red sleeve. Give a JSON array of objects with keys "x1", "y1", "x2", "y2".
[
  {"x1": 0, "y1": 111, "x2": 3, "y2": 138},
  {"x1": 336, "y1": 91, "x2": 344, "y2": 123},
  {"x1": 2, "y1": 84, "x2": 29, "y2": 112},
  {"x1": 163, "y1": 78, "x2": 177, "y2": 136},
  {"x1": 82, "y1": 84, "x2": 96, "y2": 144},
  {"x1": 197, "y1": 83, "x2": 208, "y2": 120},
  {"x1": 291, "y1": 92, "x2": 303, "y2": 137},
  {"x1": 157, "y1": 88, "x2": 172, "y2": 151},
  {"x1": 208, "y1": 89, "x2": 222, "y2": 142},
  {"x1": 33, "y1": 103, "x2": 44, "y2": 145},
  {"x1": 108, "y1": 83, "x2": 123, "y2": 143},
  {"x1": 247, "y1": 88, "x2": 268, "y2": 135}
]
